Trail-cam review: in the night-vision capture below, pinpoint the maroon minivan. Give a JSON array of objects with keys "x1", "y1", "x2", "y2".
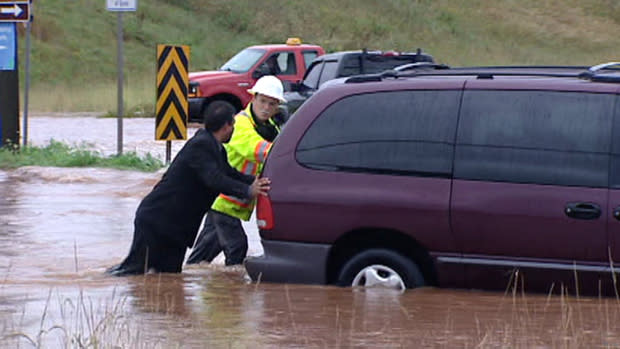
[{"x1": 245, "y1": 64, "x2": 620, "y2": 295}]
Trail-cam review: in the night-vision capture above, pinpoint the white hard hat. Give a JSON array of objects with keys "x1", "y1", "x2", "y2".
[{"x1": 248, "y1": 75, "x2": 286, "y2": 103}]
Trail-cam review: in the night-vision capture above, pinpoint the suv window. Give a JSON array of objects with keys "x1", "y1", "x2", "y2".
[
  {"x1": 296, "y1": 90, "x2": 460, "y2": 177},
  {"x1": 318, "y1": 61, "x2": 339, "y2": 87},
  {"x1": 340, "y1": 55, "x2": 362, "y2": 77},
  {"x1": 455, "y1": 90, "x2": 614, "y2": 187},
  {"x1": 339, "y1": 54, "x2": 429, "y2": 77},
  {"x1": 302, "y1": 61, "x2": 323, "y2": 89},
  {"x1": 284, "y1": 50, "x2": 435, "y2": 116}
]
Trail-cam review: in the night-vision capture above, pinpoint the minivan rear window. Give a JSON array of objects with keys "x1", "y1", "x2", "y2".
[
  {"x1": 455, "y1": 90, "x2": 614, "y2": 187},
  {"x1": 296, "y1": 90, "x2": 461, "y2": 177}
]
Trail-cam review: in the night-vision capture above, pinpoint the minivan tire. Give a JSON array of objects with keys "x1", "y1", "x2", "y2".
[{"x1": 337, "y1": 248, "x2": 425, "y2": 290}]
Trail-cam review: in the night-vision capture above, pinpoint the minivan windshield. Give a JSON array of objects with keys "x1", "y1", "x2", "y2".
[{"x1": 220, "y1": 48, "x2": 266, "y2": 73}]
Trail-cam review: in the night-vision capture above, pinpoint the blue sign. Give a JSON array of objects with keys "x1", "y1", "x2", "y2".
[{"x1": 0, "y1": 22, "x2": 16, "y2": 71}]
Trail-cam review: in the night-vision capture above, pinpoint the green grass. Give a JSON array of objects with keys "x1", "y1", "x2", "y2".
[
  {"x1": 0, "y1": 140, "x2": 164, "y2": 172},
  {"x1": 14, "y1": 0, "x2": 620, "y2": 114}
]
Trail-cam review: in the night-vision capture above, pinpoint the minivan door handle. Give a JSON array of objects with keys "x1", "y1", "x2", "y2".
[{"x1": 564, "y1": 202, "x2": 601, "y2": 220}]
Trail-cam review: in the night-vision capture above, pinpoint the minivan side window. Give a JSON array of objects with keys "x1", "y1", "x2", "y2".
[
  {"x1": 609, "y1": 95, "x2": 620, "y2": 188},
  {"x1": 455, "y1": 90, "x2": 614, "y2": 187},
  {"x1": 296, "y1": 90, "x2": 460, "y2": 177}
]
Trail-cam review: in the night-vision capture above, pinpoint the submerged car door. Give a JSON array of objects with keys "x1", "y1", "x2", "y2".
[{"x1": 449, "y1": 85, "x2": 614, "y2": 294}]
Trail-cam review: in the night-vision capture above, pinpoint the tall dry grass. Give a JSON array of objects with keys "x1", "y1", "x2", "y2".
[{"x1": 27, "y1": 77, "x2": 154, "y2": 116}]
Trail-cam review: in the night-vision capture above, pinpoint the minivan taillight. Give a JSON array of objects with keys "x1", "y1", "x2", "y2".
[{"x1": 256, "y1": 194, "x2": 274, "y2": 230}]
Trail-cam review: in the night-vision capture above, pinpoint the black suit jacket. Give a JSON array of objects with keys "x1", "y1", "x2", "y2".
[{"x1": 135, "y1": 128, "x2": 254, "y2": 247}]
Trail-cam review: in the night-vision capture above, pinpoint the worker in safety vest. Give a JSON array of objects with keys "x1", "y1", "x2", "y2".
[{"x1": 187, "y1": 75, "x2": 285, "y2": 265}]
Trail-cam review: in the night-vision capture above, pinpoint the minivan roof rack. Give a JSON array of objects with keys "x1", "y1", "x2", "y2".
[
  {"x1": 393, "y1": 62, "x2": 450, "y2": 72},
  {"x1": 578, "y1": 62, "x2": 620, "y2": 82},
  {"x1": 345, "y1": 63, "x2": 620, "y2": 84},
  {"x1": 588, "y1": 62, "x2": 620, "y2": 72}
]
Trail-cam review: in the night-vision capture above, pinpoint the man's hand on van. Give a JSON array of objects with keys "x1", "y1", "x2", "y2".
[{"x1": 249, "y1": 177, "x2": 271, "y2": 198}]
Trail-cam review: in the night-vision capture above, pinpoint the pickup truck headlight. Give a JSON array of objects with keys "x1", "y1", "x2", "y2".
[{"x1": 189, "y1": 81, "x2": 200, "y2": 97}]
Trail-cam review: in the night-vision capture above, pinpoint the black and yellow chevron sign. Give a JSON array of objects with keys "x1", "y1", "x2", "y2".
[{"x1": 156, "y1": 44, "x2": 190, "y2": 141}]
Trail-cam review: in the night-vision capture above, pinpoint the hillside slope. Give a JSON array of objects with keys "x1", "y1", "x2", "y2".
[{"x1": 14, "y1": 0, "x2": 620, "y2": 112}]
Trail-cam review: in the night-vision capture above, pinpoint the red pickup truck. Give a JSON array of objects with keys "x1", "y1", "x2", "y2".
[{"x1": 188, "y1": 38, "x2": 325, "y2": 122}]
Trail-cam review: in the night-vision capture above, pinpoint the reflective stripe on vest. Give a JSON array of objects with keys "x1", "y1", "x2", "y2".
[
  {"x1": 220, "y1": 194, "x2": 251, "y2": 208},
  {"x1": 255, "y1": 140, "x2": 270, "y2": 163},
  {"x1": 241, "y1": 159, "x2": 257, "y2": 176}
]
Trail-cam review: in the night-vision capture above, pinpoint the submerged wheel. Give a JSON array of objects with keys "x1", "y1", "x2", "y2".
[{"x1": 337, "y1": 249, "x2": 425, "y2": 291}]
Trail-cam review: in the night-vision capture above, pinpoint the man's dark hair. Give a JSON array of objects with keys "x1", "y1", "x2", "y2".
[{"x1": 204, "y1": 102, "x2": 236, "y2": 131}]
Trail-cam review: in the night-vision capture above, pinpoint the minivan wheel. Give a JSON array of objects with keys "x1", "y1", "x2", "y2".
[{"x1": 337, "y1": 249, "x2": 425, "y2": 291}]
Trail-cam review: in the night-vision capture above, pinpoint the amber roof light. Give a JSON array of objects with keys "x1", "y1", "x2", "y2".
[{"x1": 286, "y1": 37, "x2": 302, "y2": 45}]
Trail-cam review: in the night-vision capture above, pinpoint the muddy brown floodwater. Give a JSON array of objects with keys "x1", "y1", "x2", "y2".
[{"x1": 1, "y1": 115, "x2": 620, "y2": 348}]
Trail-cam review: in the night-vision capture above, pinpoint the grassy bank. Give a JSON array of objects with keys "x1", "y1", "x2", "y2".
[
  {"x1": 0, "y1": 140, "x2": 164, "y2": 171},
  {"x1": 15, "y1": 0, "x2": 620, "y2": 114}
]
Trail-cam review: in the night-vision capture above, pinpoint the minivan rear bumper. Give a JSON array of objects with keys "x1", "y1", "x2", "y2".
[{"x1": 245, "y1": 240, "x2": 331, "y2": 285}]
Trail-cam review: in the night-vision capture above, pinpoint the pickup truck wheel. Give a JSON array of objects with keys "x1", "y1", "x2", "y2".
[
  {"x1": 202, "y1": 100, "x2": 236, "y2": 122},
  {"x1": 337, "y1": 249, "x2": 425, "y2": 291}
]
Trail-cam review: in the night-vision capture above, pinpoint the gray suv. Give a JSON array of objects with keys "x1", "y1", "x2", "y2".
[
  {"x1": 246, "y1": 63, "x2": 620, "y2": 296},
  {"x1": 283, "y1": 48, "x2": 435, "y2": 115}
]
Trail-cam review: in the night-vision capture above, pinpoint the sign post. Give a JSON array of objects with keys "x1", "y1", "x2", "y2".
[
  {"x1": 106, "y1": 0, "x2": 137, "y2": 156},
  {"x1": 22, "y1": 8, "x2": 30, "y2": 146},
  {"x1": 0, "y1": 0, "x2": 29, "y2": 148}
]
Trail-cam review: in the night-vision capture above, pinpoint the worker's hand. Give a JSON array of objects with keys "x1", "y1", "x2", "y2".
[{"x1": 249, "y1": 177, "x2": 271, "y2": 198}]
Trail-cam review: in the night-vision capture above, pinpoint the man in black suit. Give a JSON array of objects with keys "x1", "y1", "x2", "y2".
[{"x1": 107, "y1": 102, "x2": 270, "y2": 276}]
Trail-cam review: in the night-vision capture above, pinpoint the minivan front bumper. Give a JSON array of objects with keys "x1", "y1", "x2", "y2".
[{"x1": 245, "y1": 239, "x2": 331, "y2": 285}]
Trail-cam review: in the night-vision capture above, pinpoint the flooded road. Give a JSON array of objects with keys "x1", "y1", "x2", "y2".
[{"x1": 2, "y1": 115, "x2": 620, "y2": 348}]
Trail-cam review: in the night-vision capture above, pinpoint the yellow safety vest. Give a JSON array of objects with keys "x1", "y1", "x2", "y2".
[{"x1": 211, "y1": 105, "x2": 280, "y2": 220}]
